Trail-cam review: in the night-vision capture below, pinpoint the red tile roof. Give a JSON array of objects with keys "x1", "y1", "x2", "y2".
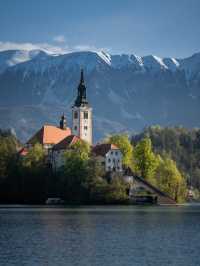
[
  {"x1": 92, "y1": 143, "x2": 119, "y2": 156},
  {"x1": 53, "y1": 135, "x2": 81, "y2": 150},
  {"x1": 27, "y1": 125, "x2": 71, "y2": 145}
]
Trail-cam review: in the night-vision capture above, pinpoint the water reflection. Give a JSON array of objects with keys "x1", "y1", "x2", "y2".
[{"x1": 0, "y1": 206, "x2": 200, "y2": 266}]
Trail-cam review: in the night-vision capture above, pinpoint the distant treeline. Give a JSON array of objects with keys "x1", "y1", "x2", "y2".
[{"x1": 132, "y1": 126, "x2": 200, "y2": 190}]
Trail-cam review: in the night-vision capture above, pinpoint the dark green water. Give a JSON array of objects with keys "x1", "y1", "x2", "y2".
[{"x1": 0, "y1": 205, "x2": 200, "y2": 266}]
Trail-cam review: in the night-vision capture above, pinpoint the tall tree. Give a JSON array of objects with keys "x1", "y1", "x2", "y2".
[
  {"x1": 60, "y1": 140, "x2": 90, "y2": 202},
  {"x1": 155, "y1": 156, "x2": 187, "y2": 202},
  {"x1": 19, "y1": 143, "x2": 48, "y2": 203},
  {"x1": 134, "y1": 137, "x2": 159, "y2": 183}
]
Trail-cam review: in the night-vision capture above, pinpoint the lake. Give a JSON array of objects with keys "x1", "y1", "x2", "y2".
[{"x1": 0, "y1": 205, "x2": 200, "y2": 266}]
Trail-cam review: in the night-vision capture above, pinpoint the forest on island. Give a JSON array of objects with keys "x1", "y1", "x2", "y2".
[
  {"x1": 132, "y1": 126, "x2": 200, "y2": 192},
  {"x1": 0, "y1": 126, "x2": 200, "y2": 204}
]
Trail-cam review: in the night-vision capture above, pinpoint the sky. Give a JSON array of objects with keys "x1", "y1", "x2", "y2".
[{"x1": 0, "y1": 0, "x2": 200, "y2": 58}]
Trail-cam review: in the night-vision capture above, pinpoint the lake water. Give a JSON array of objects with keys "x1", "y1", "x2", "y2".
[{"x1": 0, "y1": 205, "x2": 200, "y2": 266}]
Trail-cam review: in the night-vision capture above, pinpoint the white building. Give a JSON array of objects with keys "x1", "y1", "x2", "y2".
[
  {"x1": 72, "y1": 70, "x2": 92, "y2": 145},
  {"x1": 92, "y1": 143, "x2": 123, "y2": 172}
]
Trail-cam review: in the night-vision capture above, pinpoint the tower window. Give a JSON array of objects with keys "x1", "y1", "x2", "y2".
[
  {"x1": 84, "y1": 126, "x2": 88, "y2": 130},
  {"x1": 84, "y1": 111, "x2": 88, "y2": 119},
  {"x1": 74, "y1": 126, "x2": 77, "y2": 130},
  {"x1": 74, "y1": 111, "x2": 78, "y2": 119}
]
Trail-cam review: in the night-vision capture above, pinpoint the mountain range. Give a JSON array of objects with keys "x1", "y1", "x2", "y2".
[{"x1": 0, "y1": 49, "x2": 200, "y2": 142}]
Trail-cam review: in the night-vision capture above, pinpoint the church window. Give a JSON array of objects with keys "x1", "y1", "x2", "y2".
[
  {"x1": 84, "y1": 111, "x2": 88, "y2": 119},
  {"x1": 84, "y1": 126, "x2": 88, "y2": 130},
  {"x1": 74, "y1": 111, "x2": 78, "y2": 119}
]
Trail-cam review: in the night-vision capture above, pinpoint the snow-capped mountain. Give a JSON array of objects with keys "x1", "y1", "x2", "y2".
[
  {"x1": 1, "y1": 49, "x2": 198, "y2": 75},
  {"x1": 0, "y1": 49, "x2": 200, "y2": 142}
]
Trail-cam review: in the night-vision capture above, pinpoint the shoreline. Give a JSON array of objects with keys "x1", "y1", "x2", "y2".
[{"x1": 0, "y1": 202, "x2": 200, "y2": 208}]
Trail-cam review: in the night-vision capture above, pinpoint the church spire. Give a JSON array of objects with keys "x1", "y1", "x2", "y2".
[
  {"x1": 80, "y1": 68, "x2": 84, "y2": 85},
  {"x1": 74, "y1": 69, "x2": 89, "y2": 107}
]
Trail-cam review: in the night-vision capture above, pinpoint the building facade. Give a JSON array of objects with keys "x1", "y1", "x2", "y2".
[
  {"x1": 51, "y1": 135, "x2": 81, "y2": 170},
  {"x1": 92, "y1": 144, "x2": 123, "y2": 172}
]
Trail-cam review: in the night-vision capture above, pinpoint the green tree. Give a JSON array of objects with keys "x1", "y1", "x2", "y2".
[
  {"x1": 61, "y1": 142, "x2": 90, "y2": 202},
  {"x1": 0, "y1": 133, "x2": 18, "y2": 179},
  {"x1": 134, "y1": 137, "x2": 159, "y2": 183},
  {"x1": 19, "y1": 143, "x2": 48, "y2": 203},
  {"x1": 155, "y1": 156, "x2": 187, "y2": 202},
  {"x1": 106, "y1": 134, "x2": 134, "y2": 168},
  {"x1": 104, "y1": 177, "x2": 128, "y2": 203},
  {"x1": 0, "y1": 132, "x2": 19, "y2": 203},
  {"x1": 61, "y1": 141, "x2": 129, "y2": 204},
  {"x1": 70, "y1": 139, "x2": 90, "y2": 160},
  {"x1": 21, "y1": 143, "x2": 45, "y2": 170},
  {"x1": 89, "y1": 175, "x2": 128, "y2": 204}
]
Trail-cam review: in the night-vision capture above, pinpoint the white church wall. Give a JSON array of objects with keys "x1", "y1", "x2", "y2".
[{"x1": 72, "y1": 106, "x2": 92, "y2": 145}]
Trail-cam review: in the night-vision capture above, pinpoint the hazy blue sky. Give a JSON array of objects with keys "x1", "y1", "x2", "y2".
[{"x1": 0, "y1": 0, "x2": 199, "y2": 57}]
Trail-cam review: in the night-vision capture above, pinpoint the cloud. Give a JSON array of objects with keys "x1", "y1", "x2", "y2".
[
  {"x1": 73, "y1": 45, "x2": 98, "y2": 51},
  {"x1": 53, "y1": 35, "x2": 66, "y2": 43},
  {"x1": 0, "y1": 41, "x2": 69, "y2": 54},
  {"x1": 0, "y1": 41, "x2": 110, "y2": 55},
  {"x1": 74, "y1": 45, "x2": 111, "y2": 53}
]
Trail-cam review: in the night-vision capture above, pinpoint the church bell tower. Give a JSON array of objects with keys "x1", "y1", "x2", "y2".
[{"x1": 72, "y1": 69, "x2": 92, "y2": 145}]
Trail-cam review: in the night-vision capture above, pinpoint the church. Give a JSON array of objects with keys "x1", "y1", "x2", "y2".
[
  {"x1": 26, "y1": 69, "x2": 92, "y2": 148},
  {"x1": 22, "y1": 69, "x2": 123, "y2": 173},
  {"x1": 19, "y1": 69, "x2": 176, "y2": 204}
]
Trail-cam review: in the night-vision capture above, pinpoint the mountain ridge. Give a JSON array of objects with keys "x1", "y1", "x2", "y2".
[
  {"x1": 1, "y1": 49, "x2": 200, "y2": 75},
  {"x1": 0, "y1": 49, "x2": 199, "y2": 142}
]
